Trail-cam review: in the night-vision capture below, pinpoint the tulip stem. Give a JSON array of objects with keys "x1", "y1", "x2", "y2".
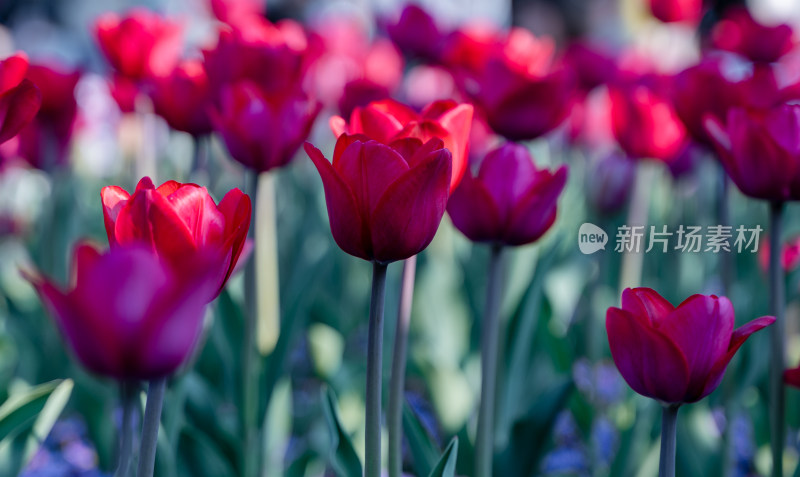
[
  {"x1": 114, "y1": 382, "x2": 136, "y2": 477},
  {"x1": 243, "y1": 171, "x2": 261, "y2": 477},
  {"x1": 769, "y1": 200, "x2": 786, "y2": 477},
  {"x1": 366, "y1": 261, "x2": 389, "y2": 477},
  {"x1": 476, "y1": 245, "x2": 505, "y2": 477},
  {"x1": 658, "y1": 404, "x2": 679, "y2": 477},
  {"x1": 137, "y1": 377, "x2": 167, "y2": 477},
  {"x1": 388, "y1": 255, "x2": 417, "y2": 477}
]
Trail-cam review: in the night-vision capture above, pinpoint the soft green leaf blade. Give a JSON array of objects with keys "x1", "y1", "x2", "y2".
[
  {"x1": 428, "y1": 437, "x2": 458, "y2": 477},
  {"x1": 402, "y1": 400, "x2": 440, "y2": 477},
  {"x1": 0, "y1": 379, "x2": 62, "y2": 442},
  {"x1": 23, "y1": 379, "x2": 74, "y2": 463},
  {"x1": 321, "y1": 387, "x2": 362, "y2": 477}
]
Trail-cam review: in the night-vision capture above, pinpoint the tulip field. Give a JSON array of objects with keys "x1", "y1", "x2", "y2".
[{"x1": 5, "y1": 0, "x2": 800, "y2": 476}]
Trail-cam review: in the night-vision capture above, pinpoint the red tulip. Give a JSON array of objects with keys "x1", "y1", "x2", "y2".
[
  {"x1": 385, "y1": 4, "x2": 443, "y2": 62},
  {"x1": 25, "y1": 243, "x2": 219, "y2": 380},
  {"x1": 609, "y1": 82, "x2": 687, "y2": 160},
  {"x1": 150, "y1": 60, "x2": 214, "y2": 136},
  {"x1": 607, "y1": 288, "x2": 774, "y2": 404},
  {"x1": 95, "y1": 8, "x2": 183, "y2": 80},
  {"x1": 712, "y1": 7, "x2": 794, "y2": 64},
  {"x1": 330, "y1": 99, "x2": 473, "y2": 191},
  {"x1": 649, "y1": 0, "x2": 703, "y2": 24},
  {"x1": 0, "y1": 54, "x2": 42, "y2": 145},
  {"x1": 705, "y1": 104, "x2": 800, "y2": 201},
  {"x1": 672, "y1": 57, "x2": 746, "y2": 146},
  {"x1": 101, "y1": 177, "x2": 251, "y2": 295},
  {"x1": 7, "y1": 62, "x2": 81, "y2": 168},
  {"x1": 447, "y1": 27, "x2": 574, "y2": 141},
  {"x1": 211, "y1": 80, "x2": 321, "y2": 172},
  {"x1": 447, "y1": 143, "x2": 568, "y2": 246},
  {"x1": 305, "y1": 134, "x2": 452, "y2": 263},
  {"x1": 108, "y1": 73, "x2": 139, "y2": 113}
]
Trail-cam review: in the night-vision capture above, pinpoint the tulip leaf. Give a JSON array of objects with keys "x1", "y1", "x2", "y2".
[
  {"x1": 0, "y1": 379, "x2": 73, "y2": 475},
  {"x1": 402, "y1": 400, "x2": 440, "y2": 477},
  {"x1": 428, "y1": 437, "x2": 458, "y2": 477},
  {"x1": 321, "y1": 387, "x2": 362, "y2": 477}
]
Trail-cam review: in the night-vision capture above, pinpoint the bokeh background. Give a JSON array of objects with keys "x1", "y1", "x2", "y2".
[{"x1": 3, "y1": 0, "x2": 800, "y2": 476}]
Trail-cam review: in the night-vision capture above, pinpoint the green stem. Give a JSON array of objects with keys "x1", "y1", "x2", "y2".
[
  {"x1": 366, "y1": 262, "x2": 389, "y2": 477},
  {"x1": 137, "y1": 377, "x2": 167, "y2": 477},
  {"x1": 388, "y1": 256, "x2": 417, "y2": 477},
  {"x1": 243, "y1": 171, "x2": 261, "y2": 477},
  {"x1": 476, "y1": 245, "x2": 504, "y2": 477},
  {"x1": 770, "y1": 200, "x2": 786, "y2": 477},
  {"x1": 114, "y1": 382, "x2": 136, "y2": 477},
  {"x1": 658, "y1": 405, "x2": 679, "y2": 477}
]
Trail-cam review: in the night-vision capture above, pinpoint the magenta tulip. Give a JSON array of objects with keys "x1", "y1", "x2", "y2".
[
  {"x1": 705, "y1": 104, "x2": 800, "y2": 201},
  {"x1": 607, "y1": 288, "x2": 774, "y2": 404},
  {"x1": 25, "y1": 243, "x2": 219, "y2": 380},
  {"x1": 305, "y1": 134, "x2": 452, "y2": 263},
  {"x1": 712, "y1": 7, "x2": 794, "y2": 64},
  {"x1": 447, "y1": 143, "x2": 567, "y2": 246}
]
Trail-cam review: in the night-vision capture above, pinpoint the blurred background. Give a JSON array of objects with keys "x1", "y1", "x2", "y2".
[{"x1": 3, "y1": 0, "x2": 800, "y2": 476}]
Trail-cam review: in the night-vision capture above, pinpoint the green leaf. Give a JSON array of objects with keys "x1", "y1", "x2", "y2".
[
  {"x1": 321, "y1": 387, "x2": 362, "y2": 477},
  {"x1": 0, "y1": 379, "x2": 71, "y2": 443},
  {"x1": 402, "y1": 400, "x2": 440, "y2": 477},
  {"x1": 428, "y1": 437, "x2": 458, "y2": 477},
  {"x1": 0, "y1": 379, "x2": 74, "y2": 475}
]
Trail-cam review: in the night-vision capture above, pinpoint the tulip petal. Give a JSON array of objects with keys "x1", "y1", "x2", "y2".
[
  {"x1": 435, "y1": 103, "x2": 473, "y2": 190},
  {"x1": 370, "y1": 148, "x2": 452, "y2": 262},
  {"x1": 446, "y1": 173, "x2": 503, "y2": 243},
  {"x1": 659, "y1": 295, "x2": 734, "y2": 399},
  {"x1": 694, "y1": 315, "x2": 775, "y2": 401},
  {"x1": 165, "y1": 184, "x2": 226, "y2": 246},
  {"x1": 217, "y1": 188, "x2": 252, "y2": 288},
  {"x1": 0, "y1": 79, "x2": 41, "y2": 145},
  {"x1": 0, "y1": 54, "x2": 28, "y2": 93},
  {"x1": 477, "y1": 143, "x2": 537, "y2": 218},
  {"x1": 621, "y1": 287, "x2": 675, "y2": 326},
  {"x1": 100, "y1": 185, "x2": 131, "y2": 246},
  {"x1": 114, "y1": 187, "x2": 197, "y2": 260},
  {"x1": 504, "y1": 166, "x2": 567, "y2": 246},
  {"x1": 305, "y1": 142, "x2": 371, "y2": 260},
  {"x1": 330, "y1": 115, "x2": 347, "y2": 137},
  {"x1": 606, "y1": 307, "x2": 690, "y2": 403},
  {"x1": 334, "y1": 140, "x2": 410, "y2": 216}
]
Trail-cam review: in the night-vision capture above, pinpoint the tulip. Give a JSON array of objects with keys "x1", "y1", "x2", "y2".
[
  {"x1": 25, "y1": 242, "x2": 220, "y2": 477},
  {"x1": 307, "y1": 134, "x2": 452, "y2": 477},
  {"x1": 100, "y1": 177, "x2": 251, "y2": 296},
  {"x1": 785, "y1": 364, "x2": 800, "y2": 388},
  {"x1": 0, "y1": 53, "x2": 42, "y2": 146},
  {"x1": 648, "y1": 0, "x2": 703, "y2": 24},
  {"x1": 330, "y1": 98, "x2": 473, "y2": 191},
  {"x1": 95, "y1": 8, "x2": 183, "y2": 80},
  {"x1": 712, "y1": 7, "x2": 794, "y2": 64},
  {"x1": 447, "y1": 26, "x2": 574, "y2": 141},
  {"x1": 609, "y1": 83, "x2": 687, "y2": 160},
  {"x1": 211, "y1": 80, "x2": 320, "y2": 172},
  {"x1": 607, "y1": 288, "x2": 773, "y2": 477},
  {"x1": 305, "y1": 134, "x2": 452, "y2": 263},
  {"x1": 337, "y1": 78, "x2": 391, "y2": 119},
  {"x1": 446, "y1": 141, "x2": 566, "y2": 477},
  {"x1": 385, "y1": 4, "x2": 444, "y2": 62},
  {"x1": 150, "y1": 60, "x2": 214, "y2": 137},
  {"x1": 758, "y1": 236, "x2": 800, "y2": 273},
  {"x1": 704, "y1": 104, "x2": 800, "y2": 202},
  {"x1": 563, "y1": 40, "x2": 617, "y2": 93},
  {"x1": 25, "y1": 242, "x2": 219, "y2": 380},
  {"x1": 447, "y1": 143, "x2": 568, "y2": 246},
  {"x1": 607, "y1": 288, "x2": 774, "y2": 404},
  {"x1": 209, "y1": 0, "x2": 265, "y2": 28}
]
